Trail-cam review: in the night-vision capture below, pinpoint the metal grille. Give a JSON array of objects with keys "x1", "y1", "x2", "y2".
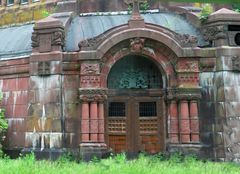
[
  {"x1": 139, "y1": 102, "x2": 157, "y2": 117},
  {"x1": 108, "y1": 55, "x2": 162, "y2": 89},
  {"x1": 108, "y1": 102, "x2": 126, "y2": 117}
]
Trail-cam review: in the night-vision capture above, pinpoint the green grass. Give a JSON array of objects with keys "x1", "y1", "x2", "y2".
[{"x1": 0, "y1": 153, "x2": 239, "y2": 174}]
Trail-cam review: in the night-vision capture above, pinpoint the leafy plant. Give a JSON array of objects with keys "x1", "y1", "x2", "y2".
[
  {"x1": 0, "y1": 91, "x2": 8, "y2": 158},
  {"x1": 128, "y1": 1, "x2": 150, "y2": 14},
  {"x1": 199, "y1": 3, "x2": 214, "y2": 23},
  {"x1": 233, "y1": 4, "x2": 240, "y2": 13}
]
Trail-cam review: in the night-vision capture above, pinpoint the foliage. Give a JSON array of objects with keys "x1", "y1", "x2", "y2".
[
  {"x1": 0, "y1": 153, "x2": 240, "y2": 174},
  {"x1": 199, "y1": 3, "x2": 214, "y2": 23},
  {"x1": 0, "y1": 91, "x2": 7, "y2": 158},
  {"x1": 128, "y1": 1, "x2": 150, "y2": 14},
  {"x1": 233, "y1": 4, "x2": 240, "y2": 13}
]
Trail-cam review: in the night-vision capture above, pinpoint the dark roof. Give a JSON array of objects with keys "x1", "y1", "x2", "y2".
[
  {"x1": 0, "y1": 23, "x2": 34, "y2": 59},
  {"x1": 65, "y1": 12, "x2": 205, "y2": 51}
]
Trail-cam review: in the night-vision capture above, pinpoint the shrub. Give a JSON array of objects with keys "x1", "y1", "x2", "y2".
[
  {"x1": 199, "y1": 3, "x2": 214, "y2": 23},
  {"x1": 0, "y1": 91, "x2": 8, "y2": 158}
]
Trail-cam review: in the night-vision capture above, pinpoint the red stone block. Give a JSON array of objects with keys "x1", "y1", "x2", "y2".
[
  {"x1": 170, "y1": 134, "x2": 179, "y2": 143},
  {"x1": 98, "y1": 119, "x2": 105, "y2": 134},
  {"x1": 90, "y1": 120, "x2": 99, "y2": 133},
  {"x1": 191, "y1": 134, "x2": 200, "y2": 143},
  {"x1": 13, "y1": 104, "x2": 28, "y2": 117},
  {"x1": 98, "y1": 134, "x2": 105, "y2": 143},
  {"x1": 90, "y1": 134, "x2": 98, "y2": 142},
  {"x1": 15, "y1": 91, "x2": 28, "y2": 105},
  {"x1": 81, "y1": 134, "x2": 90, "y2": 142},
  {"x1": 63, "y1": 75, "x2": 79, "y2": 89},
  {"x1": 170, "y1": 119, "x2": 179, "y2": 133},
  {"x1": 190, "y1": 119, "x2": 199, "y2": 132},
  {"x1": 7, "y1": 79, "x2": 17, "y2": 91},
  {"x1": 17, "y1": 77, "x2": 29, "y2": 90},
  {"x1": 81, "y1": 120, "x2": 90, "y2": 133},
  {"x1": 181, "y1": 134, "x2": 190, "y2": 143},
  {"x1": 4, "y1": 105, "x2": 13, "y2": 118}
]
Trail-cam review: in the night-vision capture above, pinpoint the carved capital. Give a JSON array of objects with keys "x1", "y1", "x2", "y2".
[
  {"x1": 79, "y1": 88, "x2": 108, "y2": 102},
  {"x1": 202, "y1": 25, "x2": 227, "y2": 42}
]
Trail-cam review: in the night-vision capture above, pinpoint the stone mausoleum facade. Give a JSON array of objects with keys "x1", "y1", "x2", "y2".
[{"x1": 1, "y1": 0, "x2": 240, "y2": 161}]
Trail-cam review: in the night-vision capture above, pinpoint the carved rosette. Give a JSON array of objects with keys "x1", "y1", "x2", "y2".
[
  {"x1": 130, "y1": 37, "x2": 145, "y2": 52},
  {"x1": 79, "y1": 88, "x2": 108, "y2": 102},
  {"x1": 202, "y1": 25, "x2": 227, "y2": 42},
  {"x1": 81, "y1": 63, "x2": 100, "y2": 75}
]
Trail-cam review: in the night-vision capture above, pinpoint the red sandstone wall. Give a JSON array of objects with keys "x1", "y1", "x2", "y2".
[{"x1": 0, "y1": 77, "x2": 29, "y2": 148}]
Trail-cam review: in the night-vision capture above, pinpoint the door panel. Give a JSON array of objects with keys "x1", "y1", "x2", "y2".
[{"x1": 107, "y1": 92, "x2": 164, "y2": 154}]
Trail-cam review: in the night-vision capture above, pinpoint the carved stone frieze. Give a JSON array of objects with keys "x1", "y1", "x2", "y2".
[
  {"x1": 177, "y1": 60, "x2": 199, "y2": 72},
  {"x1": 79, "y1": 88, "x2": 108, "y2": 102},
  {"x1": 232, "y1": 56, "x2": 240, "y2": 71},
  {"x1": 130, "y1": 37, "x2": 145, "y2": 52},
  {"x1": 202, "y1": 25, "x2": 227, "y2": 42},
  {"x1": 78, "y1": 33, "x2": 106, "y2": 49},
  {"x1": 174, "y1": 33, "x2": 198, "y2": 47},
  {"x1": 81, "y1": 63, "x2": 100, "y2": 75}
]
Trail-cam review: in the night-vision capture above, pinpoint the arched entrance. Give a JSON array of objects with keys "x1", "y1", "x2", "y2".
[{"x1": 106, "y1": 55, "x2": 166, "y2": 154}]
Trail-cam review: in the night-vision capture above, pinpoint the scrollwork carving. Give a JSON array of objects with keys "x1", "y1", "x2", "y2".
[
  {"x1": 174, "y1": 33, "x2": 198, "y2": 47},
  {"x1": 52, "y1": 30, "x2": 65, "y2": 46},
  {"x1": 31, "y1": 32, "x2": 40, "y2": 48},
  {"x1": 202, "y1": 25, "x2": 227, "y2": 42}
]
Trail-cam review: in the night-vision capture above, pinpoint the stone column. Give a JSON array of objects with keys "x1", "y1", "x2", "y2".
[
  {"x1": 90, "y1": 101, "x2": 99, "y2": 142},
  {"x1": 81, "y1": 102, "x2": 90, "y2": 142},
  {"x1": 98, "y1": 102, "x2": 105, "y2": 143},
  {"x1": 180, "y1": 100, "x2": 190, "y2": 143},
  {"x1": 79, "y1": 88, "x2": 108, "y2": 160},
  {"x1": 190, "y1": 100, "x2": 200, "y2": 143},
  {"x1": 169, "y1": 100, "x2": 179, "y2": 143}
]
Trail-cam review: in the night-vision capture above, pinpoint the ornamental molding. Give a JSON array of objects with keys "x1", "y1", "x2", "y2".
[
  {"x1": 167, "y1": 88, "x2": 202, "y2": 101},
  {"x1": 79, "y1": 88, "x2": 108, "y2": 102}
]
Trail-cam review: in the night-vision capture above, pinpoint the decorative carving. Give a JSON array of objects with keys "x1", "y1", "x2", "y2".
[
  {"x1": 79, "y1": 34, "x2": 106, "y2": 49},
  {"x1": 202, "y1": 25, "x2": 227, "y2": 42},
  {"x1": 178, "y1": 73, "x2": 199, "y2": 85},
  {"x1": 80, "y1": 76, "x2": 101, "y2": 88},
  {"x1": 38, "y1": 61, "x2": 51, "y2": 76},
  {"x1": 52, "y1": 30, "x2": 65, "y2": 46},
  {"x1": 232, "y1": 56, "x2": 240, "y2": 71},
  {"x1": 175, "y1": 33, "x2": 198, "y2": 47},
  {"x1": 79, "y1": 88, "x2": 108, "y2": 102},
  {"x1": 31, "y1": 32, "x2": 40, "y2": 48},
  {"x1": 81, "y1": 63, "x2": 100, "y2": 75},
  {"x1": 177, "y1": 60, "x2": 199, "y2": 72},
  {"x1": 130, "y1": 38, "x2": 145, "y2": 52}
]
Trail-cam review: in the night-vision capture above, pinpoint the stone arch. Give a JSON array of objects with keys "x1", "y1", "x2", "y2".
[
  {"x1": 96, "y1": 27, "x2": 185, "y2": 60},
  {"x1": 100, "y1": 38, "x2": 178, "y2": 88}
]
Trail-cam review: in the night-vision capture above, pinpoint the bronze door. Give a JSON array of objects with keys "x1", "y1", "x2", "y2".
[{"x1": 107, "y1": 90, "x2": 164, "y2": 154}]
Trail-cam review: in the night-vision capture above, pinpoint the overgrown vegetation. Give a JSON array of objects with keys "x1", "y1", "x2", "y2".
[
  {"x1": 199, "y1": 3, "x2": 214, "y2": 22},
  {"x1": 0, "y1": 92, "x2": 7, "y2": 158},
  {"x1": 233, "y1": 4, "x2": 240, "y2": 13},
  {"x1": 128, "y1": 0, "x2": 150, "y2": 14},
  {"x1": 0, "y1": 153, "x2": 239, "y2": 174}
]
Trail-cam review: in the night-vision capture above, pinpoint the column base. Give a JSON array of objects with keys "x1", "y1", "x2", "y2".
[
  {"x1": 167, "y1": 143, "x2": 213, "y2": 159},
  {"x1": 79, "y1": 143, "x2": 109, "y2": 161}
]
